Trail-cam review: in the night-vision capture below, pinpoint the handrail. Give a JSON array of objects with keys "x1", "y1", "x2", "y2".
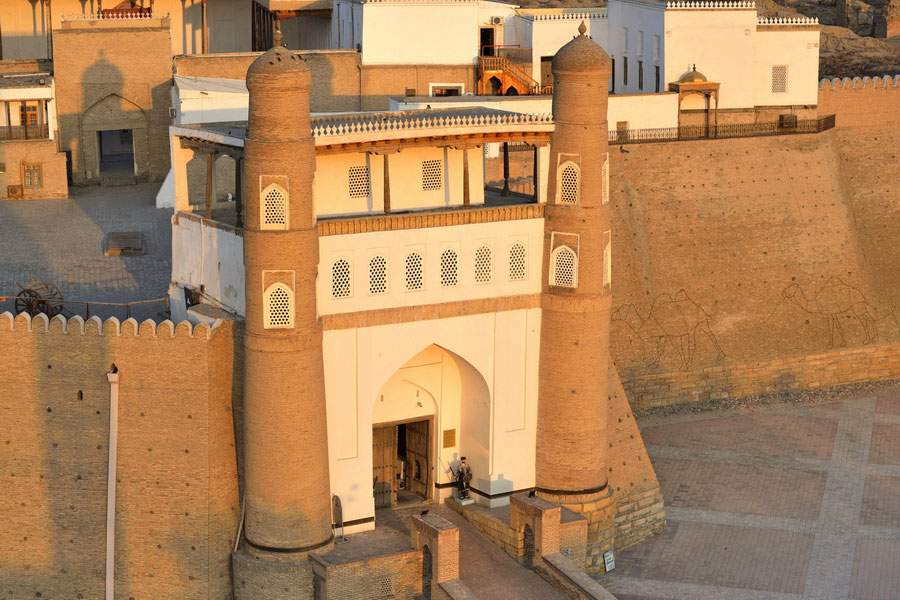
[
  {"x1": 608, "y1": 115, "x2": 836, "y2": 145},
  {"x1": 60, "y1": 10, "x2": 167, "y2": 20},
  {"x1": 1, "y1": 295, "x2": 170, "y2": 320},
  {"x1": 479, "y1": 55, "x2": 547, "y2": 95},
  {"x1": 311, "y1": 111, "x2": 554, "y2": 138}
]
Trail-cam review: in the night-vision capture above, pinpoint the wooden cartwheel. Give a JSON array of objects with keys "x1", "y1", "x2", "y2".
[{"x1": 14, "y1": 280, "x2": 66, "y2": 317}]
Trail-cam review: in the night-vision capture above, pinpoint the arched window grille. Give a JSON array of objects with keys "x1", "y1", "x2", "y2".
[
  {"x1": 261, "y1": 184, "x2": 288, "y2": 229},
  {"x1": 332, "y1": 258, "x2": 352, "y2": 298},
  {"x1": 602, "y1": 154, "x2": 610, "y2": 205},
  {"x1": 369, "y1": 255, "x2": 388, "y2": 295},
  {"x1": 509, "y1": 242, "x2": 527, "y2": 281},
  {"x1": 263, "y1": 283, "x2": 294, "y2": 329},
  {"x1": 558, "y1": 162, "x2": 580, "y2": 205},
  {"x1": 474, "y1": 245, "x2": 492, "y2": 284},
  {"x1": 405, "y1": 252, "x2": 424, "y2": 291},
  {"x1": 440, "y1": 249, "x2": 458, "y2": 287},
  {"x1": 550, "y1": 245, "x2": 578, "y2": 288}
]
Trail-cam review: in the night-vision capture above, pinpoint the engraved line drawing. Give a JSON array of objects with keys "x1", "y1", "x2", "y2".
[
  {"x1": 782, "y1": 277, "x2": 879, "y2": 347},
  {"x1": 613, "y1": 289, "x2": 726, "y2": 370}
]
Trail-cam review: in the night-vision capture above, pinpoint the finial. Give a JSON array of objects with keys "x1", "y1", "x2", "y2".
[
  {"x1": 274, "y1": 24, "x2": 283, "y2": 48},
  {"x1": 578, "y1": 21, "x2": 587, "y2": 36}
]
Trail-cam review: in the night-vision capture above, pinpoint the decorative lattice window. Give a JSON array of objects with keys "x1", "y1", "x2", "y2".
[
  {"x1": 262, "y1": 184, "x2": 287, "y2": 229},
  {"x1": 422, "y1": 159, "x2": 443, "y2": 191},
  {"x1": 440, "y1": 249, "x2": 458, "y2": 287},
  {"x1": 264, "y1": 284, "x2": 293, "y2": 329},
  {"x1": 550, "y1": 246, "x2": 578, "y2": 288},
  {"x1": 405, "y1": 252, "x2": 424, "y2": 291},
  {"x1": 474, "y1": 245, "x2": 492, "y2": 284},
  {"x1": 602, "y1": 154, "x2": 610, "y2": 205},
  {"x1": 772, "y1": 65, "x2": 788, "y2": 93},
  {"x1": 332, "y1": 259, "x2": 352, "y2": 298},
  {"x1": 374, "y1": 575, "x2": 394, "y2": 599},
  {"x1": 369, "y1": 255, "x2": 388, "y2": 295},
  {"x1": 603, "y1": 237, "x2": 612, "y2": 288},
  {"x1": 509, "y1": 243, "x2": 527, "y2": 281},
  {"x1": 348, "y1": 165, "x2": 370, "y2": 198},
  {"x1": 558, "y1": 163, "x2": 579, "y2": 204}
]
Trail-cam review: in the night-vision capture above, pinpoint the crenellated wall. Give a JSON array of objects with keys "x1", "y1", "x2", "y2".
[
  {"x1": 0, "y1": 312, "x2": 241, "y2": 600},
  {"x1": 818, "y1": 75, "x2": 900, "y2": 128}
]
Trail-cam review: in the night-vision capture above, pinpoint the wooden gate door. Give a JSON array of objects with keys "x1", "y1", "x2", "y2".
[
  {"x1": 372, "y1": 425, "x2": 396, "y2": 508},
  {"x1": 405, "y1": 420, "x2": 430, "y2": 499}
]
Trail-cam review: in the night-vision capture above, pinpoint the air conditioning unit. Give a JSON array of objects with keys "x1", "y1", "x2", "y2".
[
  {"x1": 778, "y1": 114, "x2": 798, "y2": 129},
  {"x1": 491, "y1": 16, "x2": 503, "y2": 25},
  {"x1": 7, "y1": 185, "x2": 24, "y2": 199},
  {"x1": 168, "y1": 106, "x2": 178, "y2": 118}
]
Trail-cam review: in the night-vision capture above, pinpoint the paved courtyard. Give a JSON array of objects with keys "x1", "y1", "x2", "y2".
[
  {"x1": 0, "y1": 183, "x2": 172, "y2": 321},
  {"x1": 600, "y1": 387, "x2": 900, "y2": 600}
]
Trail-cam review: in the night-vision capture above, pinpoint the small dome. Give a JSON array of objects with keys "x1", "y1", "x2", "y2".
[
  {"x1": 552, "y1": 22, "x2": 611, "y2": 74},
  {"x1": 679, "y1": 66, "x2": 708, "y2": 83},
  {"x1": 247, "y1": 43, "x2": 308, "y2": 78}
]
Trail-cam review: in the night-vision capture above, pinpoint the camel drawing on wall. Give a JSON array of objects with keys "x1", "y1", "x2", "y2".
[
  {"x1": 613, "y1": 289, "x2": 726, "y2": 371},
  {"x1": 782, "y1": 277, "x2": 880, "y2": 347}
]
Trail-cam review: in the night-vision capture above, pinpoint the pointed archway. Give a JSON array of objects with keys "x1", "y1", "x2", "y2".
[{"x1": 370, "y1": 344, "x2": 490, "y2": 508}]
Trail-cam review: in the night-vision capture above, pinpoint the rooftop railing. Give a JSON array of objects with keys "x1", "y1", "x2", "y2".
[
  {"x1": 311, "y1": 111, "x2": 554, "y2": 139},
  {"x1": 0, "y1": 124, "x2": 50, "y2": 141},
  {"x1": 757, "y1": 16, "x2": 819, "y2": 25},
  {"x1": 60, "y1": 9, "x2": 162, "y2": 21},
  {"x1": 609, "y1": 114, "x2": 836, "y2": 145}
]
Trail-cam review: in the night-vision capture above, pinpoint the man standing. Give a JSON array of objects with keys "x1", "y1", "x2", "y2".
[{"x1": 456, "y1": 457, "x2": 473, "y2": 500}]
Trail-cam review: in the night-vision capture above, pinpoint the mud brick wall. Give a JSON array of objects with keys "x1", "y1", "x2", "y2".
[
  {"x1": 818, "y1": 76, "x2": 900, "y2": 128},
  {"x1": 0, "y1": 313, "x2": 240, "y2": 600},
  {"x1": 0, "y1": 139, "x2": 68, "y2": 199},
  {"x1": 622, "y1": 344, "x2": 900, "y2": 411},
  {"x1": 311, "y1": 550, "x2": 421, "y2": 600},
  {"x1": 53, "y1": 21, "x2": 173, "y2": 184},
  {"x1": 609, "y1": 86, "x2": 900, "y2": 409}
]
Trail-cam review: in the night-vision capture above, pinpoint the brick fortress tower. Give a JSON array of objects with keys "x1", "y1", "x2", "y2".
[
  {"x1": 536, "y1": 23, "x2": 616, "y2": 572},
  {"x1": 231, "y1": 33, "x2": 334, "y2": 599}
]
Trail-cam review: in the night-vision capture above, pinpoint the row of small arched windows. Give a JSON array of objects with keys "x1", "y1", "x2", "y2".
[{"x1": 330, "y1": 243, "x2": 528, "y2": 299}]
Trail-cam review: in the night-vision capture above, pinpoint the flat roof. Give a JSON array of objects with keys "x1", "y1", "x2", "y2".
[
  {"x1": 0, "y1": 73, "x2": 52, "y2": 89},
  {"x1": 173, "y1": 106, "x2": 554, "y2": 148}
]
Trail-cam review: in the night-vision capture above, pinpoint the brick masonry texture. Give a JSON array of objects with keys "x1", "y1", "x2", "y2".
[
  {"x1": 53, "y1": 21, "x2": 173, "y2": 185},
  {"x1": 0, "y1": 140, "x2": 68, "y2": 200},
  {"x1": 610, "y1": 106, "x2": 900, "y2": 409},
  {"x1": 0, "y1": 313, "x2": 240, "y2": 600}
]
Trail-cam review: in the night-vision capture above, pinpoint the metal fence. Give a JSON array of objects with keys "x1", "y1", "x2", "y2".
[{"x1": 608, "y1": 114, "x2": 836, "y2": 145}]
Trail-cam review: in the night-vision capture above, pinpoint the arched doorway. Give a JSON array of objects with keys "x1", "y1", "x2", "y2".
[
  {"x1": 523, "y1": 524, "x2": 535, "y2": 568},
  {"x1": 422, "y1": 543, "x2": 433, "y2": 598},
  {"x1": 371, "y1": 344, "x2": 490, "y2": 508}
]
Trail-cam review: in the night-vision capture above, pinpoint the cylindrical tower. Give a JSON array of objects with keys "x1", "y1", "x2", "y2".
[
  {"x1": 232, "y1": 40, "x2": 332, "y2": 599},
  {"x1": 535, "y1": 23, "x2": 615, "y2": 572}
]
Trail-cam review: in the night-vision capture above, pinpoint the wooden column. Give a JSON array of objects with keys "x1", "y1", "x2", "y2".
[
  {"x1": 462, "y1": 147, "x2": 470, "y2": 207},
  {"x1": 501, "y1": 141, "x2": 510, "y2": 196},
  {"x1": 205, "y1": 152, "x2": 214, "y2": 220},
  {"x1": 382, "y1": 153, "x2": 391, "y2": 214},
  {"x1": 532, "y1": 144, "x2": 538, "y2": 202},
  {"x1": 234, "y1": 157, "x2": 243, "y2": 227},
  {"x1": 4, "y1": 101, "x2": 10, "y2": 140},
  {"x1": 22, "y1": 102, "x2": 28, "y2": 140},
  {"x1": 201, "y1": 0, "x2": 209, "y2": 54}
]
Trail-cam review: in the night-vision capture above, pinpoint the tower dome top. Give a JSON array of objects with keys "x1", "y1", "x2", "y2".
[
  {"x1": 552, "y1": 21, "x2": 611, "y2": 74},
  {"x1": 679, "y1": 66, "x2": 708, "y2": 83},
  {"x1": 247, "y1": 39, "x2": 308, "y2": 79}
]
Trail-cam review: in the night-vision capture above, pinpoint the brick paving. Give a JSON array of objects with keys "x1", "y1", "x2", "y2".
[
  {"x1": 600, "y1": 390, "x2": 900, "y2": 600},
  {"x1": 0, "y1": 183, "x2": 172, "y2": 321}
]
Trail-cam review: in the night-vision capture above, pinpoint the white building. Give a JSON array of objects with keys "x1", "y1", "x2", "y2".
[
  {"x1": 167, "y1": 107, "x2": 558, "y2": 531},
  {"x1": 607, "y1": 0, "x2": 820, "y2": 123}
]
